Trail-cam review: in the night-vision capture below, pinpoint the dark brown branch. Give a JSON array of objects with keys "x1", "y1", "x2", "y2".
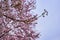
[
  {"x1": 3, "y1": 14, "x2": 37, "y2": 24},
  {"x1": 0, "y1": 29, "x2": 11, "y2": 38}
]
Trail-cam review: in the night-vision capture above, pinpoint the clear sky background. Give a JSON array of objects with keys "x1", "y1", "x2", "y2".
[{"x1": 34, "y1": 0, "x2": 60, "y2": 40}]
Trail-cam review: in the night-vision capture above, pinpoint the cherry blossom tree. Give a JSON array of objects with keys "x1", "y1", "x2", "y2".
[{"x1": 0, "y1": 0, "x2": 48, "y2": 40}]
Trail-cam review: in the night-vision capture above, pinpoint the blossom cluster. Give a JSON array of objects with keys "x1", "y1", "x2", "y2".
[{"x1": 0, "y1": 0, "x2": 39, "y2": 40}]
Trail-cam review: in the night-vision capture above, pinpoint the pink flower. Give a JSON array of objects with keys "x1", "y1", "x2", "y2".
[{"x1": 0, "y1": 18, "x2": 3, "y2": 24}]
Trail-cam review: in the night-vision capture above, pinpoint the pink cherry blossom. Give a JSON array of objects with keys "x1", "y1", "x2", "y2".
[{"x1": 0, "y1": 0, "x2": 40, "y2": 40}]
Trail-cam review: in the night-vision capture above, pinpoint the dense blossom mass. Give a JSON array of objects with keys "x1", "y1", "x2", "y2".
[{"x1": 0, "y1": 0, "x2": 40, "y2": 40}]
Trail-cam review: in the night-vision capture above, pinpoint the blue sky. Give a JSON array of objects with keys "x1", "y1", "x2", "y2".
[{"x1": 34, "y1": 0, "x2": 60, "y2": 40}]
